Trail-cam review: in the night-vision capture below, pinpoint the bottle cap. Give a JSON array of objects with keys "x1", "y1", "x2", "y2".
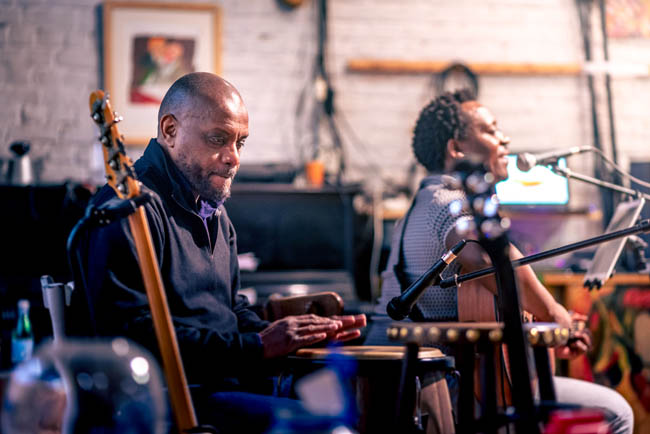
[{"x1": 17, "y1": 299, "x2": 30, "y2": 311}]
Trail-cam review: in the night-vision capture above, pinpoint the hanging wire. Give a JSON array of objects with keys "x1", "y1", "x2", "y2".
[
  {"x1": 291, "y1": 0, "x2": 320, "y2": 166},
  {"x1": 592, "y1": 147, "x2": 650, "y2": 190}
]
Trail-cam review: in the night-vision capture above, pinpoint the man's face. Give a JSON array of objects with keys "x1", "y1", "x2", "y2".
[
  {"x1": 457, "y1": 101, "x2": 510, "y2": 181},
  {"x1": 170, "y1": 91, "x2": 249, "y2": 205}
]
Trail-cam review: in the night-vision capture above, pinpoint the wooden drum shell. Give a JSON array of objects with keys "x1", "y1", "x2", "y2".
[{"x1": 287, "y1": 345, "x2": 454, "y2": 434}]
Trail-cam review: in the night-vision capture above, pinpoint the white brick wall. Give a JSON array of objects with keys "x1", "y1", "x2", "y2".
[
  {"x1": 2, "y1": 0, "x2": 650, "y2": 253},
  {"x1": 0, "y1": 0, "x2": 99, "y2": 182}
]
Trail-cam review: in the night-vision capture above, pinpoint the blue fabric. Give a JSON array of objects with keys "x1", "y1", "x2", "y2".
[
  {"x1": 198, "y1": 391, "x2": 307, "y2": 433},
  {"x1": 196, "y1": 381, "x2": 354, "y2": 434}
]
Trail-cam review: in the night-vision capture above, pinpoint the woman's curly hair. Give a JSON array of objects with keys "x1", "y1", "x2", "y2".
[{"x1": 412, "y1": 89, "x2": 476, "y2": 172}]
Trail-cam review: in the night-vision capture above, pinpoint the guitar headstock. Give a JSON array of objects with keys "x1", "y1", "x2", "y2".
[
  {"x1": 447, "y1": 159, "x2": 510, "y2": 241},
  {"x1": 89, "y1": 90, "x2": 141, "y2": 199}
]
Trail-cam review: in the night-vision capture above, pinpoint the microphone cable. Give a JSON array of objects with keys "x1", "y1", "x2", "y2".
[{"x1": 589, "y1": 146, "x2": 650, "y2": 190}]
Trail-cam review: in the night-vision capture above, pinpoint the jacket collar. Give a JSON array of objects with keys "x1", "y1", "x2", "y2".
[{"x1": 137, "y1": 139, "x2": 199, "y2": 213}]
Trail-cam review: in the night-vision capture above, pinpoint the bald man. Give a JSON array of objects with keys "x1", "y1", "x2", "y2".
[{"x1": 83, "y1": 73, "x2": 365, "y2": 432}]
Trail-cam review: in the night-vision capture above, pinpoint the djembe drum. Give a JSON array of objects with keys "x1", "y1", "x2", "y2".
[{"x1": 288, "y1": 345, "x2": 455, "y2": 433}]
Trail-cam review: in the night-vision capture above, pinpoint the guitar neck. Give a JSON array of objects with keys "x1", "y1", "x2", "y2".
[
  {"x1": 128, "y1": 209, "x2": 198, "y2": 431},
  {"x1": 89, "y1": 90, "x2": 199, "y2": 432}
]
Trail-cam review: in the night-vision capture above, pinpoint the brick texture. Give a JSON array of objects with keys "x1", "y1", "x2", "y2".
[{"x1": 2, "y1": 0, "x2": 650, "y2": 252}]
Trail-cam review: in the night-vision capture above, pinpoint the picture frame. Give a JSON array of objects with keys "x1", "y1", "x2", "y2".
[{"x1": 103, "y1": 1, "x2": 221, "y2": 145}]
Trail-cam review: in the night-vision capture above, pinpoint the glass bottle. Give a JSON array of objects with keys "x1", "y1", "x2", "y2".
[{"x1": 11, "y1": 299, "x2": 33, "y2": 365}]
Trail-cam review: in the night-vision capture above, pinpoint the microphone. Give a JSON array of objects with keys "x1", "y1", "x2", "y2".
[
  {"x1": 387, "y1": 239, "x2": 467, "y2": 320},
  {"x1": 516, "y1": 146, "x2": 593, "y2": 172}
]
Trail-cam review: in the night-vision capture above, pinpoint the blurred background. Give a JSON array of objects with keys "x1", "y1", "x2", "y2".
[{"x1": 1, "y1": 0, "x2": 650, "y2": 431}]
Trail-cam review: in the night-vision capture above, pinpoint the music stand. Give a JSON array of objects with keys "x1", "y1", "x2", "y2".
[{"x1": 583, "y1": 198, "x2": 646, "y2": 289}]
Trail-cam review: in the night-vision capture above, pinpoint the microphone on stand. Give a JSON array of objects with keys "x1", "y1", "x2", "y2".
[
  {"x1": 516, "y1": 146, "x2": 594, "y2": 172},
  {"x1": 387, "y1": 239, "x2": 467, "y2": 320}
]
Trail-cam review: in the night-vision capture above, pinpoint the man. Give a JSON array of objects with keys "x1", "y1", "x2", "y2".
[
  {"x1": 373, "y1": 89, "x2": 633, "y2": 433},
  {"x1": 84, "y1": 72, "x2": 365, "y2": 432}
]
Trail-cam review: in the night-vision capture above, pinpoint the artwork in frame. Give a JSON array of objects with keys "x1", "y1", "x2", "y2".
[
  {"x1": 606, "y1": 0, "x2": 650, "y2": 38},
  {"x1": 103, "y1": 1, "x2": 221, "y2": 145}
]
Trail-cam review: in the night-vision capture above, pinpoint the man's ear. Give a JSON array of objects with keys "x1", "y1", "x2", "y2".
[
  {"x1": 159, "y1": 114, "x2": 178, "y2": 147},
  {"x1": 446, "y1": 138, "x2": 464, "y2": 159}
]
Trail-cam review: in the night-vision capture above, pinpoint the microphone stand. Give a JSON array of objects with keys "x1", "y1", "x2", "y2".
[
  {"x1": 439, "y1": 219, "x2": 650, "y2": 290},
  {"x1": 551, "y1": 164, "x2": 650, "y2": 201},
  {"x1": 438, "y1": 161, "x2": 650, "y2": 291}
]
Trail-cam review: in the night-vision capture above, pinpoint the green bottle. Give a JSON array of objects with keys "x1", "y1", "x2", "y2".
[{"x1": 11, "y1": 299, "x2": 33, "y2": 364}]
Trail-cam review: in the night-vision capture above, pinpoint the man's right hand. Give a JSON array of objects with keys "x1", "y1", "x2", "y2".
[{"x1": 259, "y1": 314, "x2": 344, "y2": 359}]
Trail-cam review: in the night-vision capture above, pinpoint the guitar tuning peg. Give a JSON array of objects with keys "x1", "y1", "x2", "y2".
[
  {"x1": 106, "y1": 116, "x2": 123, "y2": 129},
  {"x1": 480, "y1": 217, "x2": 511, "y2": 239},
  {"x1": 483, "y1": 194, "x2": 500, "y2": 217},
  {"x1": 472, "y1": 197, "x2": 485, "y2": 214},
  {"x1": 455, "y1": 218, "x2": 476, "y2": 237},
  {"x1": 480, "y1": 219, "x2": 504, "y2": 238},
  {"x1": 449, "y1": 199, "x2": 468, "y2": 217},
  {"x1": 466, "y1": 173, "x2": 489, "y2": 194},
  {"x1": 92, "y1": 113, "x2": 102, "y2": 122},
  {"x1": 500, "y1": 217, "x2": 511, "y2": 231}
]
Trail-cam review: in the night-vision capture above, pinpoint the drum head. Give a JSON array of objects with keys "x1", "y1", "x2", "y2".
[{"x1": 294, "y1": 345, "x2": 443, "y2": 360}]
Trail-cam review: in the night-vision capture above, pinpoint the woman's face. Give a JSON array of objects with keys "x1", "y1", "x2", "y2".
[{"x1": 456, "y1": 101, "x2": 511, "y2": 181}]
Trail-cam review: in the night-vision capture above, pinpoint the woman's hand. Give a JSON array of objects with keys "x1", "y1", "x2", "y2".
[{"x1": 555, "y1": 312, "x2": 591, "y2": 360}]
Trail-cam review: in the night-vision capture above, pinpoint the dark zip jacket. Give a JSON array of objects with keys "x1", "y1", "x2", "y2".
[{"x1": 83, "y1": 139, "x2": 269, "y2": 387}]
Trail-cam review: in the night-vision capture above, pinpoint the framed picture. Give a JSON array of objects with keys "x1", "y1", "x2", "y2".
[
  {"x1": 606, "y1": 0, "x2": 650, "y2": 38},
  {"x1": 103, "y1": 1, "x2": 221, "y2": 145}
]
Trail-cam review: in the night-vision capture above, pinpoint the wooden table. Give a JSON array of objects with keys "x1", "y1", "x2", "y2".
[{"x1": 542, "y1": 272, "x2": 650, "y2": 316}]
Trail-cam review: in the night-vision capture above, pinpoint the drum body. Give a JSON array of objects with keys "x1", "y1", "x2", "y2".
[{"x1": 288, "y1": 345, "x2": 454, "y2": 434}]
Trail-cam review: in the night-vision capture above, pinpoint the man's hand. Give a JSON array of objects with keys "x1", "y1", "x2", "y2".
[
  {"x1": 555, "y1": 312, "x2": 591, "y2": 360},
  {"x1": 329, "y1": 314, "x2": 367, "y2": 342},
  {"x1": 259, "y1": 313, "x2": 366, "y2": 359}
]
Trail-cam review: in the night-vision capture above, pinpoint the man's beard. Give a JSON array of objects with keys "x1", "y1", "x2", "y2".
[
  {"x1": 194, "y1": 171, "x2": 234, "y2": 206},
  {"x1": 176, "y1": 155, "x2": 236, "y2": 206}
]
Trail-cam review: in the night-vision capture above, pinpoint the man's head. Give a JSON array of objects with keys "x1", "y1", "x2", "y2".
[
  {"x1": 157, "y1": 72, "x2": 248, "y2": 205},
  {"x1": 412, "y1": 89, "x2": 510, "y2": 181}
]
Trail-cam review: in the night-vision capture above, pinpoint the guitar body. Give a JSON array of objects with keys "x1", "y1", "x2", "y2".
[
  {"x1": 457, "y1": 279, "x2": 498, "y2": 323},
  {"x1": 457, "y1": 279, "x2": 555, "y2": 406}
]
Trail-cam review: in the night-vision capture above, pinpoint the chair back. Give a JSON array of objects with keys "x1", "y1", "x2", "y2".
[{"x1": 264, "y1": 291, "x2": 344, "y2": 322}]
